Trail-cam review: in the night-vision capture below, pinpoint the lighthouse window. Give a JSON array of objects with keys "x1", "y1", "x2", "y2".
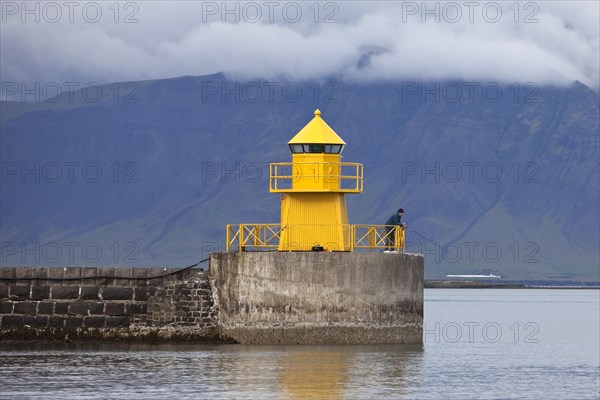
[
  {"x1": 307, "y1": 144, "x2": 325, "y2": 153},
  {"x1": 330, "y1": 144, "x2": 342, "y2": 153},
  {"x1": 291, "y1": 144, "x2": 338, "y2": 153}
]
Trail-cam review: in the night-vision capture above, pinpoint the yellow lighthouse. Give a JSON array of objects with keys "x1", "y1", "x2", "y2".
[
  {"x1": 270, "y1": 109, "x2": 362, "y2": 251},
  {"x1": 217, "y1": 111, "x2": 420, "y2": 346},
  {"x1": 226, "y1": 110, "x2": 405, "y2": 253}
]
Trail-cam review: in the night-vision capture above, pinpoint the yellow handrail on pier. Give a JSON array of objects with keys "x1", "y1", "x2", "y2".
[{"x1": 226, "y1": 224, "x2": 405, "y2": 253}]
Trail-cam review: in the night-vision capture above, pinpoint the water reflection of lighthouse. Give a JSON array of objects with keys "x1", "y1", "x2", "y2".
[
  {"x1": 278, "y1": 346, "x2": 422, "y2": 399},
  {"x1": 280, "y1": 350, "x2": 348, "y2": 399}
]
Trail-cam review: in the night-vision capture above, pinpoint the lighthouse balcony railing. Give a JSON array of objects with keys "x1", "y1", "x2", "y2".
[
  {"x1": 225, "y1": 224, "x2": 405, "y2": 252},
  {"x1": 269, "y1": 162, "x2": 363, "y2": 193}
]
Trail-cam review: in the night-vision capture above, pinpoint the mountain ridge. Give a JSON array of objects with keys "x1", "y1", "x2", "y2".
[{"x1": 1, "y1": 74, "x2": 598, "y2": 281}]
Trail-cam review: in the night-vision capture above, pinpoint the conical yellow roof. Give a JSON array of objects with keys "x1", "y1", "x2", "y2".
[{"x1": 288, "y1": 109, "x2": 346, "y2": 145}]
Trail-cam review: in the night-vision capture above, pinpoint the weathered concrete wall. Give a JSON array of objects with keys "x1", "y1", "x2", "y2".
[
  {"x1": 0, "y1": 267, "x2": 218, "y2": 341},
  {"x1": 1, "y1": 253, "x2": 424, "y2": 344},
  {"x1": 210, "y1": 252, "x2": 424, "y2": 344}
]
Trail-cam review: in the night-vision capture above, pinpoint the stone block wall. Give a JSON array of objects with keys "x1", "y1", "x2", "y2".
[{"x1": 0, "y1": 267, "x2": 218, "y2": 341}]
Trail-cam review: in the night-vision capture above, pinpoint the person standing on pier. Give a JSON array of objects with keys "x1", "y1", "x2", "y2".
[{"x1": 385, "y1": 208, "x2": 406, "y2": 252}]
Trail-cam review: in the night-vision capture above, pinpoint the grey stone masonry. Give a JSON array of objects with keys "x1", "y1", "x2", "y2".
[{"x1": 0, "y1": 267, "x2": 218, "y2": 342}]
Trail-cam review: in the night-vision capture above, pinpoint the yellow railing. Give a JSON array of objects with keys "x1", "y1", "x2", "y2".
[
  {"x1": 353, "y1": 224, "x2": 405, "y2": 252},
  {"x1": 225, "y1": 224, "x2": 405, "y2": 252},
  {"x1": 226, "y1": 224, "x2": 283, "y2": 251},
  {"x1": 270, "y1": 162, "x2": 363, "y2": 193}
]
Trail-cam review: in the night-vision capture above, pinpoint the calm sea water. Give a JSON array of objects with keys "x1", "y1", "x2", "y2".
[{"x1": 1, "y1": 289, "x2": 598, "y2": 400}]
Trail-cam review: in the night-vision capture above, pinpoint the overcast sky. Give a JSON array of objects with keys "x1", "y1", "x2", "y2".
[{"x1": 1, "y1": 1, "x2": 599, "y2": 94}]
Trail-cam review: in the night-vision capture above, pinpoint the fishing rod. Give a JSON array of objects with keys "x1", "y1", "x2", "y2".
[
  {"x1": 406, "y1": 227, "x2": 463, "y2": 259},
  {"x1": 406, "y1": 227, "x2": 444, "y2": 251}
]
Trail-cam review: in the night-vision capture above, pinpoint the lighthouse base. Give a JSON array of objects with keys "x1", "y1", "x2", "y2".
[{"x1": 209, "y1": 251, "x2": 424, "y2": 344}]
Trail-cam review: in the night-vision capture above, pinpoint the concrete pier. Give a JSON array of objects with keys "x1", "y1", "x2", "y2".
[
  {"x1": 1, "y1": 252, "x2": 424, "y2": 343},
  {"x1": 210, "y1": 251, "x2": 424, "y2": 344}
]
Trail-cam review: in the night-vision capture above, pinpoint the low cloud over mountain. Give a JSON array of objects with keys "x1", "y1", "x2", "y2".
[{"x1": 1, "y1": 1, "x2": 599, "y2": 98}]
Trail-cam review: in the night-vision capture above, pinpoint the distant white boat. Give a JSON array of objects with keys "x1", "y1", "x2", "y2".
[{"x1": 446, "y1": 274, "x2": 502, "y2": 279}]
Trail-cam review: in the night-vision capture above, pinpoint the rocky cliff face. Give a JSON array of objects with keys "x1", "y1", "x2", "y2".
[{"x1": 1, "y1": 75, "x2": 598, "y2": 281}]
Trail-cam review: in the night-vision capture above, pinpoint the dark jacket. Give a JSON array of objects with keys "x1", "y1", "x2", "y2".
[{"x1": 386, "y1": 213, "x2": 403, "y2": 227}]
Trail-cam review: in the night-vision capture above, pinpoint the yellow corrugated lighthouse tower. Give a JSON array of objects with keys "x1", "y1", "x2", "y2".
[{"x1": 270, "y1": 109, "x2": 363, "y2": 251}]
